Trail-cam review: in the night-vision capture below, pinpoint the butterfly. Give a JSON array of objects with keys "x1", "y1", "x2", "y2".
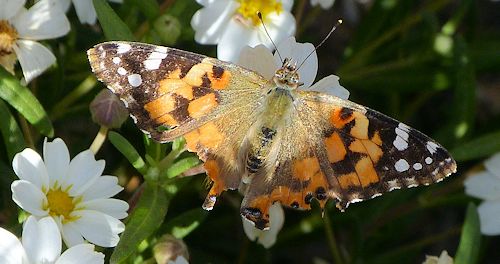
[{"x1": 87, "y1": 41, "x2": 456, "y2": 230}]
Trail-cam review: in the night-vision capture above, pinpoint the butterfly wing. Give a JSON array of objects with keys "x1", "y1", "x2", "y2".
[
  {"x1": 88, "y1": 42, "x2": 269, "y2": 202},
  {"x1": 240, "y1": 90, "x2": 457, "y2": 228}
]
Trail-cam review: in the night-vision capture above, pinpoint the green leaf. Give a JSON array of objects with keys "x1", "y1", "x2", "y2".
[
  {"x1": 163, "y1": 208, "x2": 208, "y2": 239},
  {"x1": 108, "y1": 131, "x2": 147, "y2": 174},
  {"x1": 0, "y1": 68, "x2": 53, "y2": 137},
  {"x1": 0, "y1": 100, "x2": 25, "y2": 161},
  {"x1": 93, "y1": 0, "x2": 135, "y2": 41},
  {"x1": 129, "y1": 0, "x2": 160, "y2": 20},
  {"x1": 165, "y1": 157, "x2": 200, "y2": 179},
  {"x1": 455, "y1": 203, "x2": 481, "y2": 264},
  {"x1": 451, "y1": 131, "x2": 500, "y2": 161},
  {"x1": 110, "y1": 182, "x2": 170, "y2": 264}
]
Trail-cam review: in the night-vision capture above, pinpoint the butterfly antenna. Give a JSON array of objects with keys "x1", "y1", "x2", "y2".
[
  {"x1": 257, "y1": 11, "x2": 283, "y2": 63},
  {"x1": 295, "y1": 19, "x2": 343, "y2": 72}
]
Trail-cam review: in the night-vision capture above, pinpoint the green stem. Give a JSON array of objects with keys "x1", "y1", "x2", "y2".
[
  {"x1": 18, "y1": 114, "x2": 34, "y2": 149},
  {"x1": 157, "y1": 145, "x2": 185, "y2": 171},
  {"x1": 323, "y1": 212, "x2": 344, "y2": 264},
  {"x1": 90, "y1": 126, "x2": 109, "y2": 154},
  {"x1": 51, "y1": 75, "x2": 97, "y2": 120}
]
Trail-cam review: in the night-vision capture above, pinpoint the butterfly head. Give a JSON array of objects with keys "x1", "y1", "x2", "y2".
[{"x1": 273, "y1": 58, "x2": 302, "y2": 90}]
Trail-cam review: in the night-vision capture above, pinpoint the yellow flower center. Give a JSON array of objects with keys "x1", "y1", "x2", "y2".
[
  {"x1": 46, "y1": 188, "x2": 77, "y2": 222},
  {"x1": 236, "y1": 0, "x2": 283, "y2": 26},
  {"x1": 0, "y1": 20, "x2": 18, "y2": 56}
]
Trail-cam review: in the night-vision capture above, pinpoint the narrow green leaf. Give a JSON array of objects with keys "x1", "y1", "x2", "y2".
[
  {"x1": 0, "y1": 68, "x2": 53, "y2": 137},
  {"x1": 165, "y1": 157, "x2": 200, "y2": 179},
  {"x1": 93, "y1": 0, "x2": 135, "y2": 41},
  {"x1": 129, "y1": 0, "x2": 160, "y2": 20},
  {"x1": 163, "y1": 208, "x2": 208, "y2": 239},
  {"x1": 0, "y1": 100, "x2": 25, "y2": 161},
  {"x1": 455, "y1": 203, "x2": 481, "y2": 264},
  {"x1": 108, "y1": 131, "x2": 147, "y2": 174},
  {"x1": 110, "y1": 182, "x2": 169, "y2": 264},
  {"x1": 451, "y1": 131, "x2": 500, "y2": 161}
]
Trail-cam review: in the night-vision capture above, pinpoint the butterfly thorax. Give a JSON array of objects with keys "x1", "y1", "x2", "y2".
[{"x1": 272, "y1": 58, "x2": 301, "y2": 90}]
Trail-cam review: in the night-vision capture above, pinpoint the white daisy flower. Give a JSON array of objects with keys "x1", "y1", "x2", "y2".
[
  {"x1": 311, "y1": 0, "x2": 335, "y2": 9},
  {"x1": 242, "y1": 203, "x2": 284, "y2": 248},
  {"x1": 0, "y1": 216, "x2": 104, "y2": 264},
  {"x1": 11, "y1": 138, "x2": 129, "y2": 247},
  {"x1": 59, "y1": 0, "x2": 123, "y2": 25},
  {"x1": 464, "y1": 152, "x2": 500, "y2": 235},
  {"x1": 191, "y1": 0, "x2": 296, "y2": 62},
  {"x1": 238, "y1": 36, "x2": 350, "y2": 99},
  {"x1": 0, "y1": 0, "x2": 70, "y2": 83}
]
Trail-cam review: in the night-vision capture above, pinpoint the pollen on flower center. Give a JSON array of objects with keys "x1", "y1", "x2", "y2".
[
  {"x1": 0, "y1": 20, "x2": 18, "y2": 56},
  {"x1": 236, "y1": 0, "x2": 283, "y2": 26},
  {"x1": 46, "y1": 188, "x2": 76, "y2": 221}
]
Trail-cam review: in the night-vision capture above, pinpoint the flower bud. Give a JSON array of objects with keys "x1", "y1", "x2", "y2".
[
  {"x1": 153, "y1": 234, "x2": 189, "y2": 264},
  {"x1": 90, "y1": 89, "x2": 128, "y2": 128},
  {"x1": 153, "y1": 14, "x2": 181, "y2": 46}
]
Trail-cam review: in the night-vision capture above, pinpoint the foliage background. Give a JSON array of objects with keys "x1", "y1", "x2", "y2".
[{"x1": 1, "y1": 0, "x2": 500, "y2": 263}]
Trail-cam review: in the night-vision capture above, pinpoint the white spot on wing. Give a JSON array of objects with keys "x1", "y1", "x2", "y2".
[
  {"x1": 393, "y1": 123, "x2": 409, "y2": 151},
  {"x1": 128, "y1": 74, "x2": 142, "y2": 87},
  {"x1": 413, "y1": 163, "x2": 422, "y2": 170},
  {"x1": 116, "y1": 43, "x2": 132, "y2": 54},
  {"x1": 395, "y1": 159, "x2": 410, "y2": 172},
  {"x1": 112, "y1": 57, "x2": 121, "y2": 64},
  {"x1": 144, "y1": 50, "x2": 168, "y2": 70},
  {"x1": 425, "y1": 157, "x2": 433, "y2": 164},
  {"x1": 117, "y1": 67, "x2": 127, "y2": 75},
  {"x1": 426, "y1": 141, "x2": 439, "y2": 154}
]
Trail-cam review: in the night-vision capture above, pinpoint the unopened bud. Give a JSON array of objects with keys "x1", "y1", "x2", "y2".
[
  {"x1": 90, "y1": 89, "x2": 128, "y2": 128},
  {"x1": 153, "y1": 234, "x2": 189, "y2": 264},
  {"x1": 153, "y1": 14, "x2": 181, "y2": 46}
]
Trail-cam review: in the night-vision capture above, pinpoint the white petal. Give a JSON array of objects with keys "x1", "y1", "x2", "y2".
[
  {"x1": 73, "y1": 0, "x2": 97, "y2": 25},
  {"x1": 464, "y1": 171, "x2": 500, "y2": 200},
  {"x1": 242, "y1": 217, "x2": 261, "y2": 241},
  {"x1": 0, "y1": 0, "x2": 25, "y2": 20},
  {"x1": 477, "y1": 201, "x2": 500, "y2": 235},
  {"x1": 168, "y1": 256, "x2": 189, "y2": 264},
  {"x1": 12, "y1": 0, "x2": 70, "y2": 40},
  {"x1": 12, "y1": 148, "x2": 49, "y2": 189},
  {"x1": 311, "y1": 0, "x2": 335, "y2": 9},
  {"x1": 13, "y1": 40, "x2": 56, "y2": 83},
  {"x1": 81, "y1": 176, "x2": 123, "y2": 201},
  {"x1": 265, "y1": 10, "x2": 296, "y2": 48},
  {"x1": 191, "y1": 0, "x2": 238, "y2": 44},
  {"x1": 307, "y1": 75, "x2": 350, "y2": 99},
  {"x1": 0, "y1": 226, "x2": 27, "y2": 264},
  {"x1": 56, "y1": 244, "x2": 104, "y2": 264},
  {"x1": 73, "y1": 210, "x2": 125, "y2": 247},
  {"x1": 22, "y1": 216, "x2": 61, "y2": 264},
  {"x1": 44, "y1": 138, "x2": 71, "y2": 187},
  {"x1": 60, "y1": 0, "x2": 72, "y2": 12},
  {"x1": 217, "y1": 19, "x2": 258, "y2": 62},
  {"x1": 242, "y1": 203, "x2": 284, "y2": 248},
  {"x1": 11, "y1": 180, "x2": 48, "y2": 216},
  {"x1": 275, "y1": 36, "x2": 317, "y2": 89},
  {"x1": 484, "y1": 152, "x2": 500, "y2": 179},
  {"x1": 80, "y1": 198, "x2": 129, "y2": 219},
  {"x1": 256, "y1": 203, "x2": 284, "y2": 248},
  {"x1": 237, "y1": 45, "x2": 276, "y2": 79},
  {"x1": 66, "y1": 150, "x2": 105, "y2": 196},
  {"x1": 60, "y1": 221, "x2": 85, "y2": 248},
  {"x1": 281, "y1": 0, "x2": 294, "y2": 11}
]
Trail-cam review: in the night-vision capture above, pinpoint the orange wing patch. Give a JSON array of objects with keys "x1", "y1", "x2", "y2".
[{"x1": 184, "y1": 122, "x2": 223, "y2": 153}]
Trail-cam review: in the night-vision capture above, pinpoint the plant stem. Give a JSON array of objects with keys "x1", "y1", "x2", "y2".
[
  {"x1": 323, "y1": 212, "x2": 344, "y2": 264},
  {"x1": 90, "y1": 126, "x2": 109, "y2": 154},
  {"x1": 18, "y1": 115, "x2": 34, "y2": 149},
  {"x1": 51, "y1": 75, "x2": 97, "y2": 120}
]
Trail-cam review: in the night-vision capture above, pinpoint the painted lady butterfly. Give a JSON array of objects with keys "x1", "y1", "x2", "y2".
[{"x1": 88, "y1": 42, "x2": 456, "y2": 229}]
